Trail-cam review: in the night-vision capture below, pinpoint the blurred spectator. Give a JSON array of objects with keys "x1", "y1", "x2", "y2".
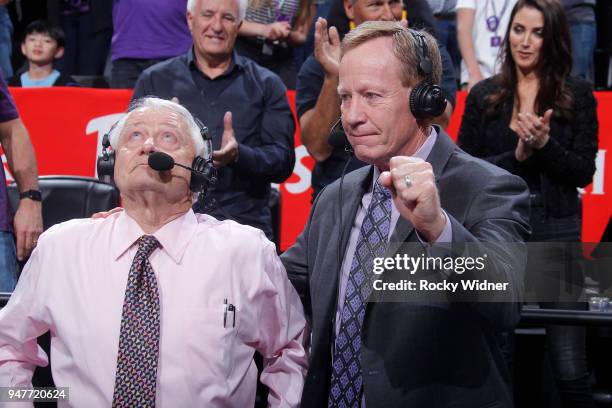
[
  {"x1": 6, "y1": 0, "x2": 47, "y2": 76},
  {"x1": 427, "y1": 0, "x2": 460, "y2": 80},
  {"x1": 562, "y1": 0, "x2": 596, "y2": 82},
  {"x1": 0, "y1": 73, "x2": 42, "y2": 291},
  {"x1": 458, "y1": 1, "x2": 597, "y2": 405},
  {"x1": 0, "y1": 2, "x2": 12, "y2": 79},
  {"x1": 46, "y1": 0, "x2": 112, "y2": 77},
  {"x1": 294, "y1": 0, "x2": 330, "y2": 71},
  {"x1": 110, "y1": 0, "x2": 192, "y2": 89},
  {"x1": 132, "y1": 0, "x2": 296, "y2": 241},
  {"x1": 296, "y1": 0, "x2": 457, "y2": 200},
  {"x1": 324, "y1": 0, "x2": 439, "y2": 38},
  {"x1": 403, "y1": 0, "x2": 438, "y2": 31},
  {"x1": 457, "y1": 0, "x2": 517, "y2": 91},
  {"x1": 236, "y1": 0, "x2": 316, "y2": 89},
  {"x1": 8, "y1": 20, "x2": 78, "y2": 87},
  {"x1": 598, "y1": 0, "x2": 612, "y2": 88}
]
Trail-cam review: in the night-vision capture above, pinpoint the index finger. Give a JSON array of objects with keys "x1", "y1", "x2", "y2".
[
  {"x1": 378, "y1": 171, "x2": 397, "y2": 197},
  {"x1": 317, "y1": 17, "x2": 329, "y2": 41},
  {"x1": 15, "y1": 229, "x2": 26, "y2": 261},
  {"x1": 389, "y1": 156, "x2": 424, "y2": 170}
]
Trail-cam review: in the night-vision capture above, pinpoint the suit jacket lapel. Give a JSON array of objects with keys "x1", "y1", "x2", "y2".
[
  {"x1": 324, "y1": 166, "x2": 373, "y2": 290},
  {"x1": 311, "y1": 165, "x2": 372, "y2": 333}
]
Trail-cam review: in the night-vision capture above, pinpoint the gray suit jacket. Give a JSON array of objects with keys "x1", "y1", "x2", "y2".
[{"x1": 281, "y1": 128, "x2": 531, "y2": 408}]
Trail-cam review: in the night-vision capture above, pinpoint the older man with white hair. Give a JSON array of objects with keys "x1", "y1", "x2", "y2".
[
  {"x1": 0, "y1": 97, "x2": 308, "y2": 407},
  {"x1": 133, "y1": 0, "x2": 296, "y2": 241}
]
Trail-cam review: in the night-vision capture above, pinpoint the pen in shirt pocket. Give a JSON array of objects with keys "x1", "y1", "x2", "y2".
[{"x1": 223, "y1": 298, "x2": 236, "y2": 328}]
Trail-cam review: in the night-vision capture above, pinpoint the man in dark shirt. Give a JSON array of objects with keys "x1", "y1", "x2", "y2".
[
  {"x1": 297, "y1": 0, "x2": 457, "y2": 199},
  {"x1": 132, "y1": 0, "x2": 295, "y2": 240}
]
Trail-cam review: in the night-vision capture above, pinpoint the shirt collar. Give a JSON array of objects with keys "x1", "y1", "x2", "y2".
[
  {"x1": 111, "y1": 209, "x2": 199, "y2": 264},
  {"x1": 373, "y1": 126, "x2": 438, "y2": 184},
  {"x1": 188, "y1": 48, "x2": 244, "y2": 76}
]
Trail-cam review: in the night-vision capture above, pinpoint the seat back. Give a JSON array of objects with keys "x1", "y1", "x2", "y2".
[
  {"x1": 8, "y1": 175, "x2": 120, "y2": 231},
  {"x1": 269, "y1": 187, "x2": 281, "y2": 251}
]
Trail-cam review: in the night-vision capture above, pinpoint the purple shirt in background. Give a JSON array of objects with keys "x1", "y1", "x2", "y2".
[
  {"x1": 0, "y1": 75, "x2": 19, "y2": 232},
  {"x1": 111, "y1": 0, "x2": 192, "y2": 61},
  {"x1": 61, "y1": 0, "x2": 90, "y2": 15}
]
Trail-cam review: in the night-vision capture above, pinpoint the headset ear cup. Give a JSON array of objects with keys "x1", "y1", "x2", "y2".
[
  {"x1": 407, "y1": 29, "x2": 448, "y2": 120},
  {"x1": 97, "y1": 149, "x2": 115, "y2": 183},
  {"x1": 409, "y1": 81, "x2": 428, "y2": 119},
  {"x1": 409, "y1": 80, "x2": 447, "y2": 119},
  {"x1": 189, "y1": 156, "x2": 217, "y2": 193},
  {"x1": 189, "y1": 156, "x2": 207, "y2": 192}
]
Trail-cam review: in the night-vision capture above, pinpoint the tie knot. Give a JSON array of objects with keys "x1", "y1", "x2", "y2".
[{"x1": 137, "y1": 235, "x2": 160, "y2": 257}]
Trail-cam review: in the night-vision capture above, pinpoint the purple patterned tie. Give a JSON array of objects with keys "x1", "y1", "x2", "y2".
[
  {"x1": 328, "y1": 180, "x2": 392, "y2": 407},
  {"x1": 112, "y1": 235, "x2": 161, "y2": 407}
]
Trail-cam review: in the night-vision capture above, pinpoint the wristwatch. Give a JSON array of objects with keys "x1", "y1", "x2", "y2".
[{"x1": 19, "y1": 189, "x2": 42, "y2": 202}]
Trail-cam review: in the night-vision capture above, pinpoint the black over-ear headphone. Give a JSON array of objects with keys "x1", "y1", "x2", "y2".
[
  {"x1": 407, "y1": 29, "x2": 447, "y2": 119},
  {"x1": 189, "y1": 118, "x2": 217, "y2": 194},
  {"x1": 96, "y1": 115, "x2": 217, "y2": 195}
]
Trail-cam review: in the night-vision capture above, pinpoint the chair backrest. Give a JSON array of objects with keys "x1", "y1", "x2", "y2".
[
  {"x1": 269, "y1": 187, "x2": 281, "y2": 251},
  {"x1": 71, "y1": 75, "x2": 109, "y2": 88},
  {"x1": 7, "y1": 175, "x2": 120, "y2": 231}
]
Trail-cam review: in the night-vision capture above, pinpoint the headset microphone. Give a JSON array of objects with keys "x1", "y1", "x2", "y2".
[
  {"x1": 147, "y1": 151, "x2": 213, "y2": 181},
  {"x1": 147, "y1": 151, "x2": 175, "y2": 171},
  {"x1": 328, "y1": 118, "x2": 353, "y2": 155}
]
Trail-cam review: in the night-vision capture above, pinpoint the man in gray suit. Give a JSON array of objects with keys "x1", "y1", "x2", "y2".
[{"x1": 281, "y1": 21, "x2": 531, "y2": 408}]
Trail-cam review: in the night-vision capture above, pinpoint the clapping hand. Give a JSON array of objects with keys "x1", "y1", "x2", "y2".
[
  {"x1": 212, "y1": 112, "x2": 239, "y2": 167},
  {"x1": 514, "y1": 109, "x2": 553, "y2": 161},
  {"x1": 313, "y1": 17, "x2": 341, "y2": 77}
]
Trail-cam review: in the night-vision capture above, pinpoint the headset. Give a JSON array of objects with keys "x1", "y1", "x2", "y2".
[
  {"x1": 96, "y1": 115, "x2": 217, "y2": 195},
  {"x1": 407, "y1": 29, "x2": 448, "y2": 120}
]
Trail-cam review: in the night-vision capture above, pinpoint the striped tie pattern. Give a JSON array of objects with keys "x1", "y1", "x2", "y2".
[
  {"x1": 112, "y1": 235, "x2": 161, "y2": 407},
  {"x1": 328, "y1": 180, "x2": 392, "y2": 407}
]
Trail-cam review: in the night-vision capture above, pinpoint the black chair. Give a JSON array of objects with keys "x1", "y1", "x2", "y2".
[
  {"x1": 269, "y1": 187, "x2": 282, "y2": 252},
  {"x1": 70, "y1": 75, "x2": 110, "y2": 89},
  {"x1": 7, "y1": 175, "x2": 120, "y2": 231}
]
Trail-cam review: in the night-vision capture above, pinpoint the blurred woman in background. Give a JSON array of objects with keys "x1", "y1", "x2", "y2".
[{"x1": 458, "y1": 0, "x2": 598, "y2": 406}]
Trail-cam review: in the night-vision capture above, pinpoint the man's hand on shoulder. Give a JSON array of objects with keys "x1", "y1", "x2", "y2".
[
  {"x1": 313, "y1": 17, "x2": 341, "y2": 78},
  {"x1": 380, "y1": 156, "x2": 446, "y2": 242},
  {"x1": 212, "y1": 112, "x2": 239, "y2": 167},
  {"x1": 13, "y1": 198, "x2": 42, "y2": 261},
  {"x1": 91, "y1": 207, "x2": 124, "y2": 219}
]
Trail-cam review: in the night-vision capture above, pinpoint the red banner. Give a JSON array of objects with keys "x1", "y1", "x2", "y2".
[{"x1": 5, "y1": 88, "x2": 611, "y2": 250}]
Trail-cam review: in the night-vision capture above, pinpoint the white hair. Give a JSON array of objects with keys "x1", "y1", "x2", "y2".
[
  {"x1": 186, "y1": 0, "x2": 247, "y2": 21},
  {"x1": 108, "y1": 97, "x2": 208, "y2": 159}
]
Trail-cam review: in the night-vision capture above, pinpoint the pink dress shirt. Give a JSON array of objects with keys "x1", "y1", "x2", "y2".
[{"x1": 0, "y1": 210, "x2": 308, "y2": 407}]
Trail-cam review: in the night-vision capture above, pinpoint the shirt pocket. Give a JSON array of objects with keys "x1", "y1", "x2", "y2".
[{"x1": 182, "y1": 306, "x2": 241, "y2": 380}]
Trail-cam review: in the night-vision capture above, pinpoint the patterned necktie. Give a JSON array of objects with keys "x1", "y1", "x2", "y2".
[
  {"x1": 112, "y1": 235, "x2": 161, "y2": 407},
  {"x1": 329, "y1": 180, "x2": 392, "y2": 407}
]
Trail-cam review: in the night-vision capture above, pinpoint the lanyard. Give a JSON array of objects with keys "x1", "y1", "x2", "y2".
[
  {"x1": 265, "y1": 0, "x2": 288, "y2": 21},
  {"x1": 485, "y1": 0, "x2": 510, "y2": 33},
  {"x1": 275, "y1": 0, "x2": 292, "y2": 22},
  {"x1": 275, "y1": 0, "x2": 286, "y2": 14}
]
